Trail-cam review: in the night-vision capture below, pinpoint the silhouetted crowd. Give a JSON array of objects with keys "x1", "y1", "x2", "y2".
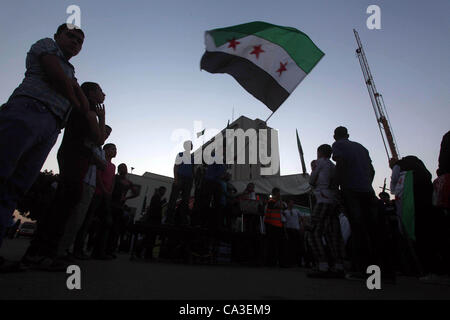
[
  {"x1": 128, "y1": 127, "x2": 449, "y2": 285},
  {"x1": 0, "y1": 24, "x2": 449, "y2": 286}
]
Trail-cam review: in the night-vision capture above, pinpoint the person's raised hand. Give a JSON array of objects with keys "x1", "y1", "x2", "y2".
[{"x1": 96, "y1": 103, "x2": 105, "y2": 119}]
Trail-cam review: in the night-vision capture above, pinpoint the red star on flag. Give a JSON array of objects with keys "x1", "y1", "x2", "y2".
[
  {"x1": 250, "y1": 45, "x2": 264, "y2": 59},
  {"x1": 277, "y1": 62, "x2": 288, "y2": 76},
  {"x1": 227, "y1": 38, "x2": 240, "y2": 51}
]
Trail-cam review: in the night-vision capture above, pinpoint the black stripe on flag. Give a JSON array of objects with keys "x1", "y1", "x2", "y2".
[{"x1": 201, "y1": 51, "x2": 290, "y2": 112}]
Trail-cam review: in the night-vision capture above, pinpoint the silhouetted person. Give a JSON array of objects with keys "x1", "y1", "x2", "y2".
[
  {"x1": 264, "y1": 187, "x2": 287, "y2": 267},
  {"x1": 377, "y1": 191, "x2": 398, "y2": 283},
  {"x1": 434, "y1": 130, "x2": 450, "y2": 214},
  {"x1": 308, "y1": 144, "x2": 345, "y2": 278},
  {"x1": 202, "y1": 159, "x2": 226, "y2": 230},
  {"x1": 437, "y1": 130, "x2": 450, "y2": 177},
  {"x1": 240, "y1": 182, "x2": 260, "y2": 233},
  {"x1": 192, "y1": 163, "x2": 207, "y2": 227},
  {"x1": 104, "y1": 163, "x2": 138, "y2": 257},
  {"x1": 0, "y1": 23, "x2": 87, "y2": 254},
  {"x1": 282, "y1": 201, "x2": 303, "y2": 267},
  {"x1": 435, "y1": 131, "x2": 450, "y2": 277},
  {"x1": 140, "y1": 186, "x2": 167, "y2": 259},
  {"x1": 332, "y1": 126, "x2": 375, "y2": 280},
  {"x1": 241, "y1": 183, "x2": 256, "y2": 200},
  {"x1": 166, "y1": 141, "x2": 194, "y2": 225},
  {"x1": 8, "y1": 219, "x2": 21, "y2": 239},
  {"x1": 23, "y1": 81, "x2": 106, "y2": 271},
  {"x1": 75, "y1": 142, "x2": 116, "y2": 259},
  {"x1": 57, "y1": 83, "x2": 107, "y2": 258},
  {"x1": 391, "y1": 156, "x2": 443, "y2": 279}
]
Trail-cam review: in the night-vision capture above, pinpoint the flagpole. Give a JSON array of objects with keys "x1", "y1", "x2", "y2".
[
  {"x1": 141, "y1": 186, "x2": 149, "y2": 214},
  {"x1": 265, "y1": 111, "x2": 275, "y2": 124},
  {"x1": 296, "y1": 129, "x2": 307, "y2": 175}
]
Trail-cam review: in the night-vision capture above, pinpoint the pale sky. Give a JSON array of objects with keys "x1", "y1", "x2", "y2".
[{"x1": 1, "y1": 0, "x2": 449, "y2": 193}]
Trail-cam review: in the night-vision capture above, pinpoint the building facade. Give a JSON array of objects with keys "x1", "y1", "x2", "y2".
[
  {"x1": 125, "y1": 171, "x2": 174, "y2": 221},
  {"x1": 194, "y1": 116, "x2": 281, "y2": 181}
]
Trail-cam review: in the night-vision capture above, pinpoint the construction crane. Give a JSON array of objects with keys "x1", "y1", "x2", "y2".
[{"x1": 353, "y1": 29, "x2": 400, "y2": 163}]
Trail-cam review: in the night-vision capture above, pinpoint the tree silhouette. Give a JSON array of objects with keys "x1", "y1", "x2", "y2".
[{"x1": 16, "y1": 170, "x2": 59, "y2": 221}]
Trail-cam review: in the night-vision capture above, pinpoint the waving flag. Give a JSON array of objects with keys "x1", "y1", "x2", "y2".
[
  {"x1": 200, "y1": 21, "x2": 324, "y2": 112},
  {"x1": 196, "y1": 129, "x2": 205, "y2": 138}
]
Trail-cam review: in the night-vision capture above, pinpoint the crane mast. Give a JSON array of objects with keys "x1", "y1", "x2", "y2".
[{"x1": 353, "y1": 29, "x2": 400, "y2": 162}]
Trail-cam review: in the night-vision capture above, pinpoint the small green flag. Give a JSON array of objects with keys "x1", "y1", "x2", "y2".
[
  {"x1": 402, "y1": 171, "x2": 415, "y2": 241},
  {"x1": 197, "y1": 129, "x2": 205, "y2": 138}
]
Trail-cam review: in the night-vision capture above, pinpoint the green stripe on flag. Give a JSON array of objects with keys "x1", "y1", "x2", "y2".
[
  {"x1": 293, "y1": 204, "x2": 311, "y2": 216},
  {"x1": 402, "y1": 171, "x2": 415, "y2": 241},
  {"x1": 208, "y1": 21, "x2": 324, "y2": 73}
]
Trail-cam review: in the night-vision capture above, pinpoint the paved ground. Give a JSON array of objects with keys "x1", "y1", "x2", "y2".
[{"x1": 1, "y1": 238, "x2": 449, "y2": 300}]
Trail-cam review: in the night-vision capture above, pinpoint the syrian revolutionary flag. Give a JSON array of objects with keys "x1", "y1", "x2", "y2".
[
  {"x1": 197, "y1": 129, "x2": 205, "y2": 138},
  {"x1": 200, "y1": 21, "x2": 324, "y2": 112}
]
